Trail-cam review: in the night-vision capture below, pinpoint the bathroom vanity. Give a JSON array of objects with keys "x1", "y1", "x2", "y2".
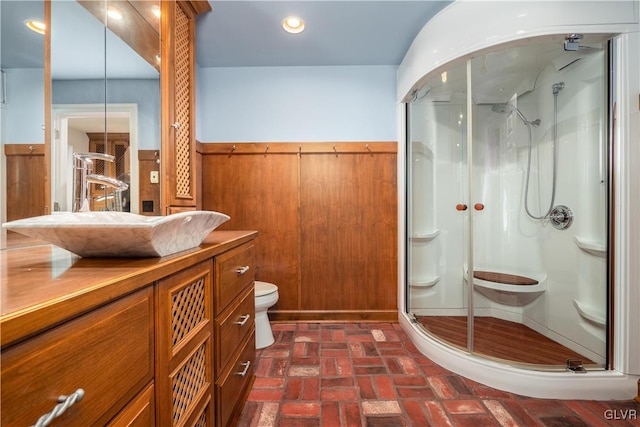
[{"x1": 0, "y1": 230, "x2": 257, "y2": 426}]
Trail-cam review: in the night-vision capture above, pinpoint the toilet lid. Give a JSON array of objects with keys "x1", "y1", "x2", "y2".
[{"x1": 255, "y1": 281, "x2": 278, "y2": 297}]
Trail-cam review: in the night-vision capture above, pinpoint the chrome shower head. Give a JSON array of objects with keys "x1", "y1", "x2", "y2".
[
  {"x1": 491, "y1": 103, "x2": 540, "y2": 127},
  {"x1": 491, "y1": 103, "x2": 514, "y2": 115}
]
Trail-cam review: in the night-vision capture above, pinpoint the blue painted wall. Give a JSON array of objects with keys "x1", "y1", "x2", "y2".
[
  {"x1": 52, "y1": 79, "x2": 160, "y2": 149},
  {"x1": 1, "y1": 68, "x2": 45, "y2": 144},
  {"x1": 196, "y1": 65, "x2": 397, "y2": 142}
]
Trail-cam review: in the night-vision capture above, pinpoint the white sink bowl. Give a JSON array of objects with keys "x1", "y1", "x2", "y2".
[{"x1": 2, "y1": 211, "x2": 230, "y2": 257}]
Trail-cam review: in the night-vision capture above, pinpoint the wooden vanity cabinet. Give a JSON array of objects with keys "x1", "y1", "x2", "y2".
[
  {"x1": 213, "y1": 242, "x2": 257, "y2": 427},
  {"x1": 1, "y1": 286, "x2": 155, "y2": 426},
  {"x1": 1, "y1": 231, "x2": 257, "y2": 427}
]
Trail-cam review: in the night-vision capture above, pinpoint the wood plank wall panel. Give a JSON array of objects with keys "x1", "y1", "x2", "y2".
[
  {"x1": 299, "y1": 153, "x2": 397, "y2": 311},
  {"x1": 201, "y1": 153, "x2": 300, "y2": 311},
  {"x1": 200, "y1": 142, "x2": 398, "y2": 320},
  {"x1": 4, "y1": 144, "x2": 46, "y2": 221}
]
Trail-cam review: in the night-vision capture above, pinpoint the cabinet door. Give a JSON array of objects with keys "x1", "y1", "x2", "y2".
[
  {"x1": 162, "y1": 1, "x2": 200, "y2": 214},
  {"x1": 155, "y1": 260, "x2": 214, "y2": 426}
]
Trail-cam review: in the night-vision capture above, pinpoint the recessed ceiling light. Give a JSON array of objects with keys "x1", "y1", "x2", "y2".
[
  {"x1": 25, "y1": 19, "x2": 46, "y2": 35},
  {"x1": 282, "y1": 16, "x2": 305, "y2": 34},
  {"x1": 151, "y1": 5, "x2": 161, "y2": 19},
  {"x1": 107, "y1": 7, "x2": 123, "y2": 20}
]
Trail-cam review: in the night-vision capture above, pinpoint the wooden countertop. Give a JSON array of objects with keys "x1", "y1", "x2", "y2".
[{"x1": 0, "y1": 230, "x2": 258, "y2": 348}]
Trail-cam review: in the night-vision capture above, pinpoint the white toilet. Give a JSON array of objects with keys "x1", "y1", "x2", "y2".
[{"x1": 254, "y1": 281, "x2": 279, "y2": 349}]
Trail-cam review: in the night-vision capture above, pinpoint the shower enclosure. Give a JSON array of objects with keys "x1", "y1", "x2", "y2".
[{"x1": 406, "y1": 38, "x2": 610, "y2": 370}]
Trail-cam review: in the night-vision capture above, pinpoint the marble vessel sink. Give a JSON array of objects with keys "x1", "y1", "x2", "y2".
[{"x1": 2, "y1": 211, "x2": 230, "y2": 257}]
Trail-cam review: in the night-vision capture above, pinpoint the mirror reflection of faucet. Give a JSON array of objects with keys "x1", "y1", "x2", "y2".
[
  {"x1": 85, "y1": 174, "x2": 129, "y2": 212},
  {"x1": 73, "y1": 152, "x2": 129, "y2": 212}
]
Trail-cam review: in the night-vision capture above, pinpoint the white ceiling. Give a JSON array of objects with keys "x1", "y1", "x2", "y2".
[{"x1": 1, "y1": 0, "x2": 452, "y2": 76}]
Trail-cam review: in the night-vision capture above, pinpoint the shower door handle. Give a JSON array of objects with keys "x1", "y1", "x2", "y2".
[{"x1": 456, "y1": 204, "x2": 468, "y2": 211}]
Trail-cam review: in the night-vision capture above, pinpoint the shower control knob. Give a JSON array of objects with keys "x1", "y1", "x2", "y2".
[
  {"x1": 549, "y1": 205, "x2": 573, "y2": 230},
  {"x1": 474, "y1": 203, "x2": 485, "y2": 211},
  {"x1": 456, "y1": 204, "x2": 468, "y2": 211}
]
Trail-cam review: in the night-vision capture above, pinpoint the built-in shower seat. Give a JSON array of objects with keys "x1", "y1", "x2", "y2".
[
  {"x1": 473, "y1": 271, "x2": 538, "y2": 286},
  {"x1": 464, "y1": 267, "x2": 547, "y2": 300}
]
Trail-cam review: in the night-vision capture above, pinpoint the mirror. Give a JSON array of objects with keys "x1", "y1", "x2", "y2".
[
  {"x1": 50, "y1": 0, "x2": 161, "y2": 214},
  {"x1": 0, "y1": 1, "x2": 46, "y2": 226}
]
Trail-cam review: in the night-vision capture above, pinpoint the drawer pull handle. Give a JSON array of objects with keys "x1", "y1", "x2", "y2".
[
  {"x1": 235, "y1": 266, "x2": 250, "y2": 275},
  {"x1": 34, "y1": 388, "x2": 85, "y2": 427},
  {"x1": 235, "y1": 361, "x2": 251, "y2": 377},
  {"x1": 234, "y1": 314, "x2": 251, "y2": 326}
]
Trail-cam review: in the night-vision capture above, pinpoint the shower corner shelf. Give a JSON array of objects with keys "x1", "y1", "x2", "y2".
[
  {"x1": 410, "y1": 276, "x2": 441, "y2": 288},
  {"x1": 411, "y1": 141, "x2": 434, "y2": 159},
  {"x1": 573, "y1": 299, "x2": 606, "y2": 326},
  {"x1": 410, "y1": 229, "x2": 440, "y2": 242},
  {"x1": 573, "y1": 236, "x2": 606, "y2": 257}
]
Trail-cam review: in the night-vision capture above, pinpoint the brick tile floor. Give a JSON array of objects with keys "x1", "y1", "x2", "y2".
[{"x1": 237, "y1": 323, "x2": 639, "y2": 426}]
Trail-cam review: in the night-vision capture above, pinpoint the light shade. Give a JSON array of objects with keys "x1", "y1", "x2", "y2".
[
  {"x1": 107, "y1": 7, "x2": 123, "y2": 20},
  {"x1": 282, "y1": 16, "x2": 305, "y2": 34},
  {"x1": 25, "y1": 19, "x2": 46, "y2": 35}
]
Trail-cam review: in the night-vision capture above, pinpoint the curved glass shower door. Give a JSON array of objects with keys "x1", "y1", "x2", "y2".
[
  {"x1": 407, "y1": 61, "x2": 470, "y2": 351},
  {"x1": 407, "y1": 37, "x2": 609, "y2": 370}
]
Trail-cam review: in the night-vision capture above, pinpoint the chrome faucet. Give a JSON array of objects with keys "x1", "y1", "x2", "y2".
[
  {"x1": 73, "y1": 152, "x2": 128, "y2": 212},
  {"x1": 86, "y1": 174, "x2": 129, "y2": 212}
]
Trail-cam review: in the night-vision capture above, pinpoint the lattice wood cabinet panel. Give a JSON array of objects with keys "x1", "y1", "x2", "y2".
[
  {"x1": 175, "y1": 3, "x2": 192, "y2": 199},
  {"x1": 171, "y1": 339, "x2": 210, "y2": 425},
  {"x1": 162, "y1": 0, "x2": 201, "y2": 213},
  {"x1": 171, "y1": 276, "x2": 207, "y2": 350},
  {"x1": 194, "y1": 404, "x2": 210, "y2": 427},
  {"x1": 156, "y1": 260, "x2": 214, "y2": 426}
]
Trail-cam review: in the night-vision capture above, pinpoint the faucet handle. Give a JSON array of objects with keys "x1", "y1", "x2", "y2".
[
  {"x1": 86, "y1": 174, "x2": 129, "y2": 191},
  {"x1": 73, "y1": 152, "x2": 115, "y2": 163}
]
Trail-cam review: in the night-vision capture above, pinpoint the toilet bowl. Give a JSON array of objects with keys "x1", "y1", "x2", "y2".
[{"x1": 254, "y1": 281, "x2": 279, "y2": 349}]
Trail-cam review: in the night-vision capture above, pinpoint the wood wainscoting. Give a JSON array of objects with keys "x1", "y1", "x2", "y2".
[
  {"x1": 4, "y1": 146, "x2": 161, "y2": 219},
  {"x1": 4, "y1": 144, "x2": 46, "y2": 221},
  {"x1": 200, "y1": 142, "x2": 398, "y2": 322}
]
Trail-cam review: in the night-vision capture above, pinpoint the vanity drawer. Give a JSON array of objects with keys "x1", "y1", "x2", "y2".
[
  {"x1": 215, "y1": 331, "x2": 256, "y2": 427},
  {"x1": 215, "y1": 284, "x2": 255, "y2": 374},
  {"x1": 107, "y1": 383, "x2": 154, "y2": 426},
  {"x1": 1, "y1": 286, "x2": 154, "y2": 427},
  {"x1": 214, "y1": 242, "x2": 255, "y2": 313}
]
